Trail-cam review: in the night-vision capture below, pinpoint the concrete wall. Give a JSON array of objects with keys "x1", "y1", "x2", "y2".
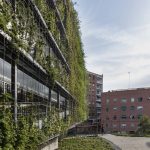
[{"x1": 39, "y1": 136, "x2": 58, "y2": 150}]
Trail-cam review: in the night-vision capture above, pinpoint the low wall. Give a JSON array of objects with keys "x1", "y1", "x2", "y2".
[{"x1": 38, "y1": 135, "x2": 59, "y2": 150}]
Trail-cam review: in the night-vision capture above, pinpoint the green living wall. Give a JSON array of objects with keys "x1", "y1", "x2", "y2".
[
  {"x1": 0, "y1": 0, "x2": 87, "y2": 149},
  {"x1": 31, "y1": 0, "x2": 88, "y2": 121},
  {"x1": 0, "y1": 0, "x2": 87, "y2": 135}
]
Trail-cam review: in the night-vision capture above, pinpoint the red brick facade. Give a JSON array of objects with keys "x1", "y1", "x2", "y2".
[{"x1": 101, "y1": 88, "x2": 150, "y2": 133}]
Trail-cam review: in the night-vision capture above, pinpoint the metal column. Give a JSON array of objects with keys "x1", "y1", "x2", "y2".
[{"x1": 11, "y1": 58, "x2": 17, "y2": 122}]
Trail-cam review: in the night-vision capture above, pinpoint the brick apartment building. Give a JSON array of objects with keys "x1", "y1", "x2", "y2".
[
  {"x1": 101, "y1": 88, "x2": 150, "y2": 133},
  {"x1": 87, "y1": 71, "x2": 103, "y2": 121}
]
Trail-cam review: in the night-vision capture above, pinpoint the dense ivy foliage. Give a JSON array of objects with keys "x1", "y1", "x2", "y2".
[
  {"x1": 64, "y1": 1, "x2": 87, "y2": 120},
  {"x1": 0, "y1": 0, "x2": 87, "y2": 120},
  {"x1": 0, "y1": 94, "x2": 72, "y2": 149},
  {"x1": 0, "y1": 0, "x2": 87, "y2": 148}
]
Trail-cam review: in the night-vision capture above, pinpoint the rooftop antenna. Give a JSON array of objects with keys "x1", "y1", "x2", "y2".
[{"x1": 128, "y1": 72, "x2": 130, "y2": 89}]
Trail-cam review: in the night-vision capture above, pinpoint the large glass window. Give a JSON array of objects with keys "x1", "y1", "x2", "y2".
[
  {"x1": 0, "y1": 58, "x2": 11, "y2": 81},
  {"x1": 51, "y1": 90, "x2": 57, "y2": 102},
  {"x1": 17, "y1": 69, "x2": 49, "y2": 99},
  {"x1": 0, "y1": 80, "x2": 4, "y2": 94},
  {"x1": 0, "y1": 58, "x2": 11, "y2": 94}
]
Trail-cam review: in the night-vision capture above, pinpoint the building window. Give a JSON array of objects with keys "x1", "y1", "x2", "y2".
[
  {"x1": 97, "y1": 90, "x2": 100, "y2": 94},
  {"x1": 137, "y1": 106, "x2": 143, "y2": 110},
  {"x1": 138, "y1": 97, "x2": 143, "y2": 102},
  {"x1": 113, "y1": 115, "x2": 117, "y2": 120},
  {"x1": 113, "y1": 107, "x2": 118, "y2": 110},
  {"x1": 0, "y1": 81, "x2": 3, "y2": 95},
  {"x1": 121, "y1": 106, "x2": 127, "y2": 111},
  {"x1": 147, "y1": 97, "x2": 150, "y2": 100},
  {"x1": 106, "y1": 99, "x2": 110, "y2": 103},
  {"x1": 121, "y1": 124, "x2": 127, "y2": 128},
  {"x1": 113, "y1": 98, "x2": 117, "y2": 102},
  {"x1": 121, "y1": 98, "x2": 127, "y2": 103},
  {"x1": 121, "y1": 115, "x2": 127, "y2": 119},
  {"x1": 130, "y1": 106, "x2": 135, "y2": 110},
  {"x1": 113, "y1": 124, "x2": 117, "y2": 128},
  {"x1": 138, "y1": 114, "x2": 142, "y2": 119},
  {"x1": 106, "y1": 107, "x2": 109, "y2": 112},
  {"x1": 130, "y1": 115, "x2": 135, "y2": 119},
  {"x1": 131, "y1": 98, "x2": 135, "y2": 102}
]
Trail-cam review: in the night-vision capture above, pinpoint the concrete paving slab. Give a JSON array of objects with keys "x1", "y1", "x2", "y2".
[{"x1": 99, "y1": 134, "x2": 150, "y2": 150}]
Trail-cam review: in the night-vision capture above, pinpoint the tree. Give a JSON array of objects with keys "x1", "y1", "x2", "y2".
[{"x1": 137, "y1": 115, "x2": 150, "y2": 136}]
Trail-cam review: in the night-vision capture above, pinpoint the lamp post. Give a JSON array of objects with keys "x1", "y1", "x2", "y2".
[{"x1": 128, "y1": 72, "x2": 130, "y2": 89}]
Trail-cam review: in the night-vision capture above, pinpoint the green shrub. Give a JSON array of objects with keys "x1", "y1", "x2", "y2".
[{"x1": 59, "y1": 137, "x2": 113, "y2": 150}]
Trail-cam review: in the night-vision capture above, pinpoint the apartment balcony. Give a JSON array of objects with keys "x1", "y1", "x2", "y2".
[
  {"x1": 96, "y1": 99, "x2": 101, "y2": 102},
  {"x1": 96, "y1": 80, "x2": 103, "y2": 84},
  {"x1": 96, "y1": 103, "x2": 101, "y2": 108},
  {"x1": 96, "y1": 93, "x2": 101, "y2": 96},
  {"x1": 96, "y1": 111, "x2": 101, "y2": 114}
]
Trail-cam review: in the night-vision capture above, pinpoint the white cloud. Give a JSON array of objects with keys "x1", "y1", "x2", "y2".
[
  {"x1": 82, "y1": 24, "x2": 150, "y2": 91},
  {"x1": 74, "y1": 0, "x2": 150, "y2": 92}
]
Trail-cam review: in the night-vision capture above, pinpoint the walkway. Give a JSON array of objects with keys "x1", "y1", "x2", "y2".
[{"x1": 99, "y1": 134, "x2": 150, "y2": 150}]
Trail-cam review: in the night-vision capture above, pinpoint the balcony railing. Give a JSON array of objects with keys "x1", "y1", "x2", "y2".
[
  {"x1": 96, "y1": 99, "x2": 101, "y2": 102},
  {"x1": 96, "y1": 103, "x2": 101, "y2": 107},
  {"x1": 97, "y1": 80, "x2": 103, "y2": 84}
]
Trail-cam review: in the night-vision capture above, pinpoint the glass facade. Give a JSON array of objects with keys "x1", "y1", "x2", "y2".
[
  {"x1": 17, "y1": 69, "x2": 49, "y2": 99},
  {"x1": 0, "y1": 58, "x2": 11, "y2": 80},
  {"x1": 0, "y1": 58, "x2": 71, "y2": 121},
  {"x1": 0, "y1": 58, "x2": 11, "y2": 94}
]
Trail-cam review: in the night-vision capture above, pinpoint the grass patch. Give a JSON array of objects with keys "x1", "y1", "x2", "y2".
[{"x1": 59, "y1": 137, "x2": 113, "y2": 150}]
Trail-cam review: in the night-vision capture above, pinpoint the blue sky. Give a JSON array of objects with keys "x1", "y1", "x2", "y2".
[{"x1": 73, "y1": 0, "x2": 150, "y2": 92}]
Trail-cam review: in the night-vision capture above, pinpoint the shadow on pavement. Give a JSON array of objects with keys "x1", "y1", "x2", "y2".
[{"x1": 146, "y1": 142, "x2": 150, "y2": 147}]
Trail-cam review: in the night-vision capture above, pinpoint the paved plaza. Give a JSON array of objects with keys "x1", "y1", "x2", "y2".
[{"x1": 99, "y1": 134, "x2": 150, "y2": 150}]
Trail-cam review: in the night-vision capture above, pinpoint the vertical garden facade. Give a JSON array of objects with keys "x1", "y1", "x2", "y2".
[{"x1": 0, "y1": 0, "x2": 87, "y2": 148}]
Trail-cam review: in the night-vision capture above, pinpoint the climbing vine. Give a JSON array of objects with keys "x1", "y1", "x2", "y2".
[
  {"x1": 0, "y1": 0, "x2": 87, "y2": 148},
  {"x1": 0, "y1": 93, "x2": 72, "y2": 149}
]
